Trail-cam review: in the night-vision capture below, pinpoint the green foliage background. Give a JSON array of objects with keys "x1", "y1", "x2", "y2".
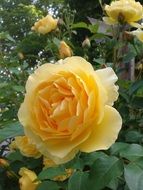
[{"x1": 0, "y1": 0, "x2": 143, "y2": 190}]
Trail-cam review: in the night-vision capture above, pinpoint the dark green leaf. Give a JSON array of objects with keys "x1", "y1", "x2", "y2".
[
  {"x1": 37, "y1": 181, "x2": 60, "y2": 190},
  {"x1": 124, "y1": 163, "x2": 143, "y2": 190},
  {"x1": 129, "y1": 80, "x2": 143, "y2": 96},
  {"x1": 125, "y1": 131, "x2": 143, "y2": 143},
  {"x1": 120, "y1": 144, "x2": 143, "y2": 161},
  {"x1": 7, "y1": 150, "x2": 23, "y2": 162},
  {"x1": 88, "y1": 156, "x2": 123, "y2": 190},
  {"x1": 81, "y1": 151, "x2": 108, "y2": 166},
  {"x1": 0, "y1": 121, "x2": 24, "y2": 142},
  {"x1": 107, "y1": 178, "x2": 119, "y2": 190},
  {"x1": 38, "y1": 166, "x2": 66, "y2": 180},
  {"x1": 110, "y1": 142, "x2": 130, "y2": 156},
  {"x1": 68, "y1": 171, "x2": 88, "y2": 190},
  {"x1": 131, "y1": 96, "x2": 143, "y2": 109}
]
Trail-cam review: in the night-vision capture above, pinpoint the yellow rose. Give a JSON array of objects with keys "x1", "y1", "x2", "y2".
[
  {"x1": 19, "y1": 168, "x2": 40, "y2": 190},
  {"x1": 10, "y1": 136, "x2": 41, "y2": 158},
  {"x1": 31, "y1": 15, "x2": 58, "y2": 34},
  {"x1": 18, "y1": 56, "x2": 122, "y2": 164},
  {"x1": 59, "y1": 41, "x2": 73, "y2": 59},
  {"x1": 104, "y1": 0, "x2": 143, "y2": 27},
  {"x1": 128, "y1": 28, "x2": 143, "y2": 42}
]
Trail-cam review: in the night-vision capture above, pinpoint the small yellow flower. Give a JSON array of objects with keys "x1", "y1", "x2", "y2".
[
  {"x1": 19, "y1": 167, "x2": 40, "y2": 190},
  {"x1": 128, "y1": 28, "x2": 143, "y2": 42},
  {"x1": 31, "y1": 15, "x2": 58, "y2": 34},
  {"x1": 0, "y1": 158, "x2": 9, "y2": 168},
  {"x1": 103, "y1": 0, "x2": 143, "y2": 27},
  {"x1": 10, "y1": 136, "x2": 41, "y2": 158},
  {"x1": 59, "y1": 41, "x2": 73, "y2": 59}
]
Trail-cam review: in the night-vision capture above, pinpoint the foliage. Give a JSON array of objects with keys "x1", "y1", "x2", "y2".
[{"x1": 0, "y1": 0, "x2": 143, "y2": 190}]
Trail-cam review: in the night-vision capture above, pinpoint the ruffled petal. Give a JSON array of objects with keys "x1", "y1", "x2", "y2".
[
  {"x1": 95, "y1": 67, "x2": 119, "y2": 106},
  {"x1": 129, "y1": 22, "x2": 143, "y2": 28}
]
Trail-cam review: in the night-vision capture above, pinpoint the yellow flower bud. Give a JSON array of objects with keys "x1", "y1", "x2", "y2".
[
  {"x1": 31, "y1": 15, "x2": 58, "y2": 34},
  {"x1": 82, "y1": 37, "x2": 91, "y2": 48},
  {"x1": 9, "y1": 136, "x2": 41, "y2": 158},
  {"x1": 43, "y1": 157, "x2": 56, "y2": 168},
  {"x1": 18, "y1": 52, "x2": 24, "y2": 60},
  {"x1": 59, "y1": 41, "x2": 73, "y2": 59},
  {"x1": 19, "y1": 168, "x2": 40, "y2": 190},
  {"x1": 0, "y1": 158, "x2": 9, "y2": 168}
]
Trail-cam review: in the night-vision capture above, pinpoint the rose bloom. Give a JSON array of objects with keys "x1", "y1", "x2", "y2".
[
  {"x1": 59, "y1": 41, "x2": 73, "y2": 59},
  {"x1": 10, "y1": 136, "x2": 41, "y2": 158},
  {"x1": 31, "y1": 15, "x2": 58, "y2": 34},
  {"x1": 19, "y1": 168, "x2": 40, "y2": 190},
  {"x1": 104, "y1": 0, "x2": 143, "y2": 27},
  {"x1": 18, "y1": 56, "x2": 122, "y2": 164}
]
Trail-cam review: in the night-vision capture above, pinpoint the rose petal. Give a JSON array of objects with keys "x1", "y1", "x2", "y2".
[
  {"x1": 79, "y1": 105, "x2": 122, "y2": 152},
  {"x1": 103, "y1": 17, "x2": 118, "y2": 25},
  {"x1": 95, "y1": 67, "x2": 119, "y2": 106}
]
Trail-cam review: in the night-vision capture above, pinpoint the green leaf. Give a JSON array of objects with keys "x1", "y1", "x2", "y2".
[
  {"x1": 0, "y1": 121, "x2": 24, "y2": 142},
  {"x1": 129, "y1": 80, "x2": 143, "y2": 96},
  {"x1": 37, "y1": 181, "x2": 60, "y2": 190},
  {"x1": 53, "y1": 37, "x2": 61, "y2": 48},
  {"x1": 12, "y1": 85, "x2": 25, "y2": 92},
  {"x1": 134, "y1": 158, "x2": 143, "y2": 169},
  {"x1": 88, "y1": 156, "x2": 123, "y2": 190},
  {"x1": 0, "y1": 82, "x2": 8, "y2": 88},
  {"x1": 38, "y1": 166, "x2": 66, "y2": 180},
  {"x1": 71, "y1": 22, "x2": 88, "y2": 29},
  {"x1": 107, "y1": 178, "x2": 119, "y2": 190},
  {"x1": 125, "y1": 131, "x2": 143, "y2": 143},
  {"x1": 131, "y1": 96, "x2": 143, "y2": 109},
  {"x1": 120, "y1": 144, "x2": 143, "y2": 161},
  {"x1": 110, "y1": 142, "x2": 130, "y2": 156},
  {"x1": 81, "y1": 151, "x2": 108, "y2": 166},
  {"x1": 68, "y1": 171, "x2": 88, "y2": 190},
  {"x1": 124, "y1": 163, "x2": 143, "y2": 190},
  {"x1": 93, "y1": 58, "x2": 105, "y2": 65},
  {"x1": 7, "y1": 150, "x2": 23, "y2": 162},
  {"x1": 64, "y1": 156, "x2": 84, "y2": 170},
  {"x1": 88, "y1": 24, "x2": 98, "y2": 33},
  {"x1": 0, "y1": 32, "x2": 15, "y2": 42}
]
